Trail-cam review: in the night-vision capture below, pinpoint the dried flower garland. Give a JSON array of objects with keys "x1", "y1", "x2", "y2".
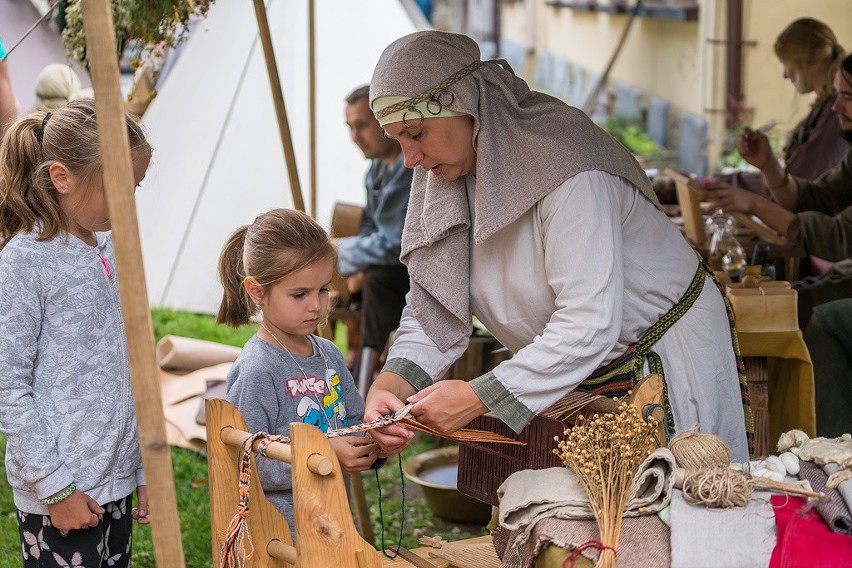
[
  {"x1": 553, "y1": 401, "x2": 658, "y2": 568},
  {"x1": 60, "y1": 0, "x2": 214, "y2": 68}
]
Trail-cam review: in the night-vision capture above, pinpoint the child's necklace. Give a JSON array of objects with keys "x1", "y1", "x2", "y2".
[{"x1": 259, "y1": 323, "x2": 339, "y2": 430}]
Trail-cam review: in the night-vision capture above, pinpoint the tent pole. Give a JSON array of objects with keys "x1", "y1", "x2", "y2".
[
  {"x1": 253, "y1": 0, "x2": 306, "y2": 212},
  {"x1": 308, "y1": 0, "x2": 317, "y2": 219},
  {"x1": 80, "y1": 1, "x2": 186, "y2": 565}
]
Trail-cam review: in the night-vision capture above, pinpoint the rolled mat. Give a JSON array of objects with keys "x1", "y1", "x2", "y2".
[
  {"x1": 156, "y1": 335, "x2": 241, "y2": 373},
  {"x1": 797, "y1": 460, "x2": 852, "y2": 535}
]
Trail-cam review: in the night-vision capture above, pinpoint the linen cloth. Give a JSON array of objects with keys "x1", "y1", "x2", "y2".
[
  {"x1": 493, "y1": 515, "x2": 670, "y2": 568},
  {"x1": 497, "y1": 448, "x2": 676, "y2": 547},
  {"x1": 669, "y1": 489, "x2": 775, "y2": 568}
]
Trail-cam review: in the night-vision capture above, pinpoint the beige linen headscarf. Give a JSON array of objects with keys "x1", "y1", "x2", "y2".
[{"x1": 370, "y1": 31, "x2": 660, "y2": 352}]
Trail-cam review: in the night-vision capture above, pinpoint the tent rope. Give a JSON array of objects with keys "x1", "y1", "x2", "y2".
[{"x1": 0, "y1": 2, "x2": 61, "y2": 63}]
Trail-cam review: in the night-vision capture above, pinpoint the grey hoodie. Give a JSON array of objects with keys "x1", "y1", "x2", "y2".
[{"x1": 0, "y1": 230, "x2": 144, "y2": 514}]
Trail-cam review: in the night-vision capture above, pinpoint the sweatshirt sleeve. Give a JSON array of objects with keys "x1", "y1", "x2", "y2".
[
  {"x1": 226, "y1": 361, "x2": 293, "y2": 492},
  {"x1": 0, "y1": 245, "x2": 75, "y2": 498}
]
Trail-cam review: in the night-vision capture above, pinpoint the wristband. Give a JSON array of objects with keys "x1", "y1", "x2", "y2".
[
  {"x1": 40, "y1": 483, "x2": 76, "y2": 505},
  {"x1": 0, "y1": 36, "x2": 6, "y2": 60}
]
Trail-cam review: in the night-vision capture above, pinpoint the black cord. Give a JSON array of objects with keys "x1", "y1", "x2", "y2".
[{"x1": 376, "y1": 454, "x2": 405, "y2": 559}]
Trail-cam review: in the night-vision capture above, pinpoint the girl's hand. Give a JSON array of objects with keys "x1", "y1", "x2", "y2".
[
  {"x1": 364, "y1": 374, "x2": 416, "y2": 454},
  {"x1": 407, "y1": 380, "x2": 488, "y2": 434},
  {"x1": 132, "y1": 485, "x2": 150, "y2": 524},
  {"x1": 329, "y1": 435, "x2": 380, "y2": 472},
  {"x1": 737, "y1": 127, "x2": 773, "y2": 170},
  {"x1": 704, "y1": 183, "x2": 756, "y2": 214},
  {"x1": 48, "y1": 490, "x2": 104, "y2": 532}
]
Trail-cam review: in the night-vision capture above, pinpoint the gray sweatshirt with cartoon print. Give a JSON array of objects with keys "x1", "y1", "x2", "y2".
[
  {"x1": 226, "y1": 335, "x2": 365, "y2": 538},
  {"x1": 0, "y1": 230, "x2": 144, "y2": 514}
]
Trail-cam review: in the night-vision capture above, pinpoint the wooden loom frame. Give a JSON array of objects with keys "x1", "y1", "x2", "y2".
[{"x1": 206, "y1": 399, "x2": 384, "y2": 567}]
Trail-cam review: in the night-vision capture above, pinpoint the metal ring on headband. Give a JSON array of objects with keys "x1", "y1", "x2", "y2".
[
  {"x1": 402, "y1": 107, "x2": 425, "y2": 129},
  {"x1": 426, "y1": 90, "x2": 455, "y2": 115}
]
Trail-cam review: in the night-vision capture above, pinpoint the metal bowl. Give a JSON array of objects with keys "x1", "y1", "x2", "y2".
[{"x1": 403, "y1": 445, "x2": 492, "y2": 524}]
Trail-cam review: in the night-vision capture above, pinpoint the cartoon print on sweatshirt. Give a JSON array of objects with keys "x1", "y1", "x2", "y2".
[{"x1": 289, "y1": 368, "x2": 348, "y2": 432}]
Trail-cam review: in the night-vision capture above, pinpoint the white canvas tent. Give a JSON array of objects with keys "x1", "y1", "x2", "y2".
[{"x1": 137, "y1": 0, "x2": 422, "y2": 314}]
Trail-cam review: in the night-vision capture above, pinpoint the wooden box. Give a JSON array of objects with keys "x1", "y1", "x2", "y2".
[{"x1": 727, "y1": 283, "x2": 798, "y2": 332}]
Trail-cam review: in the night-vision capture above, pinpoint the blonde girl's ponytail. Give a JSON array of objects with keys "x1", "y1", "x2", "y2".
[
  {"x1": 0, "y1": 114, "x2": 64, "y2": 249},
  {"x1": 217, "y1": 225, "x2": 258, "y2": 327}
]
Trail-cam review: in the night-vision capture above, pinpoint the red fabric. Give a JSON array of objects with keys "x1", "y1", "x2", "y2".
[{"x1": 770, "y1": 495, "x2": 852, "y2": 568}]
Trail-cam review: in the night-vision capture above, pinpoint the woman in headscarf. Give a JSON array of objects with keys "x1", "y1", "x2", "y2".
[
  {"x1": 364, "y1": 31, "x2": 751, "y2": 462},
  {"x1": 30, "y1": 63, "x2": 91, "y2": 113}
]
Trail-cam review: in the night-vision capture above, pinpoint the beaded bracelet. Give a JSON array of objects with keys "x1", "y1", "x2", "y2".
[{"x1": 40, "y1": 483, "x2": 76, "y2": 506}]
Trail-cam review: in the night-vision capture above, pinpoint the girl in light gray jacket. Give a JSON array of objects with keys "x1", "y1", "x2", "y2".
[{"x1": 0, "y1": 99, "x2": 152, "y2": 568}]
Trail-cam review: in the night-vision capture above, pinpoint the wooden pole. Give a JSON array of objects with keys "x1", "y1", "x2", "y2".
[
  {"x1": 308, "y1": 0, "x2": 317, "y2": 218},
  {"x1": 80, "y1": 1, "x2": 186, "y2": 565},
  {"x1": 252, "y1": 0, "x2": 306, "y2": 212}
]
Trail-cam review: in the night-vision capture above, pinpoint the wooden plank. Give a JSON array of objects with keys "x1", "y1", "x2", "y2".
[
  {"x1": 308, "y1": 0, "x2": 317, "y2": 218},
  {"x1": 252, "y1": 0, "x2": 305, "y2": 212},
  {"x1": 79, "y1": 1, "x2": 185, "y2": 565},
  {"x1": 291, "y1": 422, "x2": 384, "y2": 567},
  {"x1": 730, "y1": 212, "x2": 785, "y2": 245},
  {"x1": 665, "y1": 168, "x2": 707, "y2": 247}
]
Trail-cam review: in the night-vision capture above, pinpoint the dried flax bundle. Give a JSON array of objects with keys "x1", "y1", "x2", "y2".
[{"x1": 553, "y1": 401, "x2": 657, "y2": 568}]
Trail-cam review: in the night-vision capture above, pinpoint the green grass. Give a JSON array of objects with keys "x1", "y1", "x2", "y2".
[{"x1": 0, "y1": 308, "x2": 487, "y2": 565}]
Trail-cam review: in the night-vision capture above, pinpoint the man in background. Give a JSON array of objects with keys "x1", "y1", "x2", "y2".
[{"x1": 337, "y1": 85, "x2": 413, "y2": 393}]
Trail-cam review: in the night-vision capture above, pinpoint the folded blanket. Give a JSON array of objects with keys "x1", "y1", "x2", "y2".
[
  {"x1": 824, "y1": 462, "x2": 852, "y2": 525},
  {"x1": 798, "y1": 461, "x2": 852, "y2": 535},
  {"x1": 493, "y1": 515, "x2": 670, "y2": 568},
  {"x1": 770, "y1": 495, "x2": 852, "y2": 568},
  {"x1": 498, "y1": 448, "x2": 676, "y2": 546}
]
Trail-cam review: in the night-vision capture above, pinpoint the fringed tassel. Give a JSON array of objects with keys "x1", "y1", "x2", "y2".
[
  {"x1": 219, "y1": 431, "x2": 268, "y2": 568},
  {"x1": 220, "y1": 504, "x2": 254, "y2": 568}
]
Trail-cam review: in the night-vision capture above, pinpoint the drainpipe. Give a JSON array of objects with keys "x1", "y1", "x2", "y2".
[
  {"x1": 726, "y1": 0, "x2": 744, "y2": 129},
  {"x1": 494, "y1": 0, "x2": 502, "y2": 58}
]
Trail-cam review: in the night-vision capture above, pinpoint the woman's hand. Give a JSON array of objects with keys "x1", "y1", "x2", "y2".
[
  {"x1": 704, "y1": 183, "x2": 757, "y2": 214},
  {"x1": 407, "y1": 380, "x2": 488, "y2": 433},
  {"x1": 737, "y1": 127, "x2": 774, "y2": 170},
  {"x1": 329, "y1": 435, "x2": 381, "y2": 472},
  {"x1": 132, "y1": 485, "x2": 150, "y2": 525},
  {"x1": 364, "y1": 372, "x2": 417, "y2": 453},
  {"x1": 48, "y1": 489, "x2": 104, "y2": 532}
]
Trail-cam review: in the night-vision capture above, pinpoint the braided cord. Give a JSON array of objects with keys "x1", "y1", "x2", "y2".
[{"x1": 374, "y1": 59, "x2": 483, "y2": 120}]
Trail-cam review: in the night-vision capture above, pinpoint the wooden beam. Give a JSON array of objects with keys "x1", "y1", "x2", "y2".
[
  {"x1": 253, "y1": 0, "x2": 306, "y2": 212},
  {"x1": 80, "y1": 1, "x2": 185, "y2": 565}
]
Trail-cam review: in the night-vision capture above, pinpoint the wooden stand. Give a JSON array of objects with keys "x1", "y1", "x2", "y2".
[{"x1": 206, "y1": 399, "x2": 383, "y2": 567}]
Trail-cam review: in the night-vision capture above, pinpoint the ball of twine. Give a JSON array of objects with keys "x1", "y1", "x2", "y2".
[
  {"x1": 668, "y1": 431, "x2": 731, "y2": 470},
  {"x1": 682, "y1": 466, "x2": 753, "y2": 509}
]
